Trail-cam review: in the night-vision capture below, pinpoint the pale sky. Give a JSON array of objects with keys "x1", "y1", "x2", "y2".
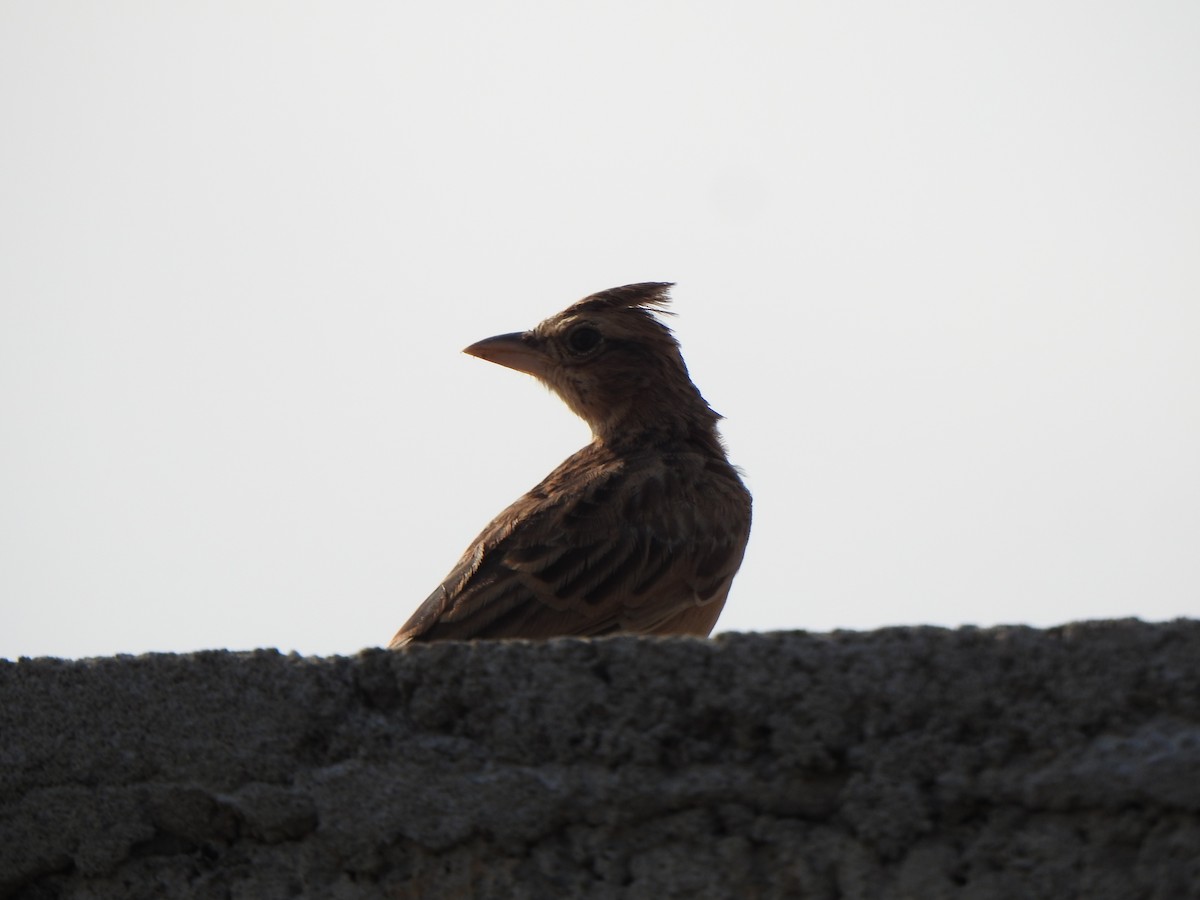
[{"x1": 2, "y1": 2, "x2": 1198, "y2": 660}]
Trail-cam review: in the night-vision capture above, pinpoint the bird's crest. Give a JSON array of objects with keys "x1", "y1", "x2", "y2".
[{"x1": 570, "y1": 282, "x2": 676, "y2": 317}]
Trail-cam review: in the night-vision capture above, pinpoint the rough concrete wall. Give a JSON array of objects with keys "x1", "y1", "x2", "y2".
[{"x1": 2, "y1": 620, "x2": 1199, "y2": 899}]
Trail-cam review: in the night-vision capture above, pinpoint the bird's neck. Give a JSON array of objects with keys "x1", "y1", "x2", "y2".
[{"x1": 589, "y1": 395, "x2": 725, "y2": 457}]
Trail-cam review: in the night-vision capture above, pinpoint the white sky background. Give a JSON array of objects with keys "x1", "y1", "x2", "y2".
[{"x1": 2, "y1": 2, "x2": 1198, "y2": 660}]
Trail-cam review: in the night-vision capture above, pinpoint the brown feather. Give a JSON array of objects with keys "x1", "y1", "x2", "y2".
[{"x1": 389, "y1": 283, "x2": 751, "y2": 646}]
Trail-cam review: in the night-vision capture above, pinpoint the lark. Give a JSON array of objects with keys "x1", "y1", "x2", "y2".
[{"x1": 389, "y1": 283, "x2": 751, "y2": 645}]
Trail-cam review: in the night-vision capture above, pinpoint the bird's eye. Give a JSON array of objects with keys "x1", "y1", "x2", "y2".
[{"x1": 565, "y1": 324, "x2": 603, "y2": 356}]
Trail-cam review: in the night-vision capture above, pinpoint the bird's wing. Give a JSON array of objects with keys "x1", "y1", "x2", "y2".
[{"x1": 389, "y1": 453, "x2": 750, "y2": 645}]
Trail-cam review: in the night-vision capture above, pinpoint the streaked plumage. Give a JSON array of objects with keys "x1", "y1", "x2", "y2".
[{"x1": 389, "y1": 282, "x2": 751, "y2": 646}]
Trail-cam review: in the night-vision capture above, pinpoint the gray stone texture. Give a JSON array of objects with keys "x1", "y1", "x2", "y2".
[{"x1": 2, "y1": 619, "x2": 1199, "y2": 899}]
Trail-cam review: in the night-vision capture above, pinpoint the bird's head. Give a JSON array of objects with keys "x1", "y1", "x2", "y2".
[{"x1": 464, "y1": 282, "x2": 721, "y2": 448}]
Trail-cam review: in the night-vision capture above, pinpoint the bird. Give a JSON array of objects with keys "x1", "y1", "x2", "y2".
[{"x1": 389, "y1": 282, "x2": 751, "y2": 646}]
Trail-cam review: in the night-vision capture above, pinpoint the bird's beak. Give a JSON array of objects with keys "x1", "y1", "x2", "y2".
[{"x1": 463, "y1": 331, "x2": 552, "y2": 380}]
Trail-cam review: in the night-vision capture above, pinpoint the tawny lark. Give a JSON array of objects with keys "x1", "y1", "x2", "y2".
[{"x1": 389, "y1": 282, "x2": 751, "y2": 645}]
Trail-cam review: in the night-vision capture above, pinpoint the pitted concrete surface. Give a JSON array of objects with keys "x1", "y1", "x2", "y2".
[{"x1": 2, "y1": 620, "x2": 1199, "y2": 899}]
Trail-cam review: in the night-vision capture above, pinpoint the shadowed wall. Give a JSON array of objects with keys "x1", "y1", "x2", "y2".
[{"x1": 3, "y1": 620, "x2": 1199, "y2": 899}]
